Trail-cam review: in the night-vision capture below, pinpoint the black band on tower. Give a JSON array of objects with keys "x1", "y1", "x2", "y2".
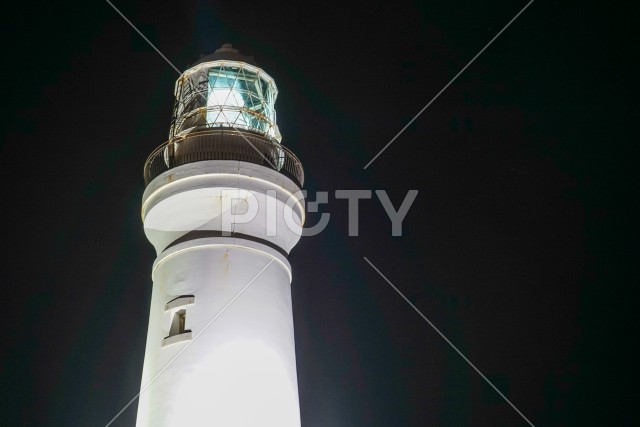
[{"x1": 163, "y1": 229, "x2": 289, "y2": 259}]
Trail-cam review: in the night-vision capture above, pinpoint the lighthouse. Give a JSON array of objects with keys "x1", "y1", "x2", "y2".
[{"x1": 136, "y1": 44, "x2": 305, "y2": 427}]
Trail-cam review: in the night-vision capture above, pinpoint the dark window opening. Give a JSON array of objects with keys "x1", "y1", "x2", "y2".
[{"x1": 169, "y1": 309, "x2": 189, "y2": 337}]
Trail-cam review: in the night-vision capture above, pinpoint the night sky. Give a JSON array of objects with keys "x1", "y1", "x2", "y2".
[{"x1": 2, "y1": 0, "x2": 637, "y2": 426}]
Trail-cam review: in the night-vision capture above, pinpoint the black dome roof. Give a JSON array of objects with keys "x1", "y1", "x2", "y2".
[{"x1": 191, "y1": 44, "x2": 257, "y2": 67}]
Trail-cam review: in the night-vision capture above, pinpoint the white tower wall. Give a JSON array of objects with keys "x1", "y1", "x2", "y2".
[{"x1": 136, "y1": 160, "x2": 304, "y2": 427}]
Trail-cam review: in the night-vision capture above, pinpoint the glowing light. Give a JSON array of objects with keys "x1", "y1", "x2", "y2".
[
  {"x1": 171, "y1": 61, "x2": 281, "y2": 142},
  {"x1": 207, "y1": 87, "x2": 245, "y2": 126}
]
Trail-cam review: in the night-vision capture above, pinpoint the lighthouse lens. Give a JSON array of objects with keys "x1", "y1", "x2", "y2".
[{"x1": 169, "y1": 62, "x2": 280, "y2": 142}]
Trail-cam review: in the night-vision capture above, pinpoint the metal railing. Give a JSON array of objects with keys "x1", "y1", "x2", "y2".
[{"x1": 143, "y1": 129, "x2": 304, "y2": 187}]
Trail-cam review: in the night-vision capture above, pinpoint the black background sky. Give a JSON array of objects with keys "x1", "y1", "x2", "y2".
[{"x1": 1, "y1": 0, "x2": 637, "y2": 426}]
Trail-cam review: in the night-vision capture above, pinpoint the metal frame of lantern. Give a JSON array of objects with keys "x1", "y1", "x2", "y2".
[{"x1": 168, "y1": 60, "x2": 281, "y2": 143}]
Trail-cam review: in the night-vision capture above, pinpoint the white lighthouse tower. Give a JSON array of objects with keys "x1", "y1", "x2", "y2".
[{"x1": 136, "y1": 44, "x2": 305, "y2": 427}]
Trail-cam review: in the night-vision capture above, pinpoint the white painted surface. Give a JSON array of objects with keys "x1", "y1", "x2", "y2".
[
  {"x1": 142, "y1": 161, "x2": 304, "y2": 255},
  {"x1": 136, "y1": 162, "x2": 303, "y2": 427}
]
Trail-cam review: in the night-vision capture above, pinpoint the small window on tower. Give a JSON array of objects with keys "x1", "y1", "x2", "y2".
[
  {"x1": 169, "y1": 309, "x2": 188, "y2": 337},
  {"x1": 163, "y1": 307, "x2": 193, "y2": 347}
]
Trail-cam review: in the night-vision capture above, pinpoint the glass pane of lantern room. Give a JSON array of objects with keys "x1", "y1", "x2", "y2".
[{"x1": 207, "y1": 68, "x2": 243, "y2": 127}]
